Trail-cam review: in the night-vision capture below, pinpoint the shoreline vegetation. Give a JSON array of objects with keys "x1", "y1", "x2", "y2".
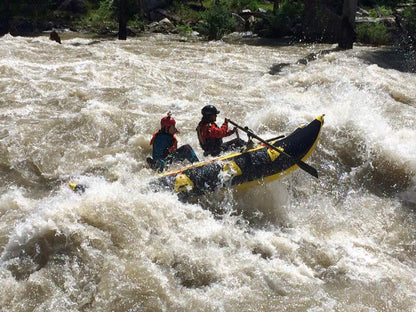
[{"x1": 1, "y1": 1, "x2": 415, "y2": 62}]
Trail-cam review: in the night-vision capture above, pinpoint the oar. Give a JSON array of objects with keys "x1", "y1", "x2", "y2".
[
  {"x1": 234, "y1": 125, "x2": 284, "y2": 143},
  {"x1": 235, "y1": 127, "x2": 241, "y2": 140},
  {"x1": 265, "y1": 135, "x2": 285, "y2": 142},
  {"x1": 227, "y1": 119, "x2": 318, "y2": 178}
]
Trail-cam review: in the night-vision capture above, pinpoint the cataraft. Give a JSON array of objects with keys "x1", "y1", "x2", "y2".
[
  {"x1": 153, "y1": 115, "x2": 324, "y2": 199},
  {"x1": 69, "y1": 115, "x2": 324, "y2": 199}
]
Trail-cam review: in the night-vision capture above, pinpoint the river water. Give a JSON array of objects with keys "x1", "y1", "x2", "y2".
[{"x1": 0, "y1": 32, "x2": 415, "y2": 311}]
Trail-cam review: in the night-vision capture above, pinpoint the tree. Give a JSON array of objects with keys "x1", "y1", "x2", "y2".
[
  {"x1": 0, "y1": 0, "x2": 10, "y2": 34},
  {"x1": 302, "y1": 0, "x2": 322, "y2": 41},
  {"x1": 118, "y1": 0, "x2": 127, "y2": 39},
  {"x1": 273, "y1": 0, "x2": 280, "y2": 15},
  {"x1": 136, "y1": 0, "x2": 144, "y2": 19},
  {"x1": 302, "y1": 0, "x2": 358, "y2": 49},
  {"x1": 338, "y1": 0, "x2": 358, "y2": 49}
]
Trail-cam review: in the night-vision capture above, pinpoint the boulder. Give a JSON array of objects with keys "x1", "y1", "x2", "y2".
[
  {"x1": 49, "y1": 30, "x2": 62, "y2": 44},
  {"x1": 147, "y1": 18, "x2": 176, "y2": 33}
]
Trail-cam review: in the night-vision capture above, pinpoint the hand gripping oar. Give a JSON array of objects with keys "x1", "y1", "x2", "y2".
[{"x1": 227, "y1": 119, "x2": 319, "y2": 178}]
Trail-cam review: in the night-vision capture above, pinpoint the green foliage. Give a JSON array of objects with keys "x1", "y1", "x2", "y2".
[
  {"x1": 356, "y1": 22, "x2": 390, "y2": 45},
  {"x1": 228, "y1": 0, "x2": 261, "y2": 12},
  {"x1": 127, "y1": 14, "x2": 145, "y2": 30},
  {"x1": 279, "y1": 0, "x2": 303, "y2": 18},
  {"x1": 257, "y1": 3, "x2": 274, "y2": 11},
  {"x1": 258, "y1": 12, "x2": 288, "y2": 38},
  {"x1": 402, "y1": 6, "x2": 416, "y2": 34},
  {"x1": 79, "y1": 0, "x2": 117, "y2": 32},
  {"x1": 368, "y1": 6, "x2": 392, "y2": 18},
  {"x1": 201, "y1": 0, "x2": 212, "y2": 9},
  {"x1": 196, "y1": 3, "x2": 237, "y2": 40},
  {"x1": 257, "y1": 0, "x2": 303, "y2": 38},
  {"x1": 378, "y1": 6, "x2": 392, "y2": 16},
  {"x1": 91, "y1": 0, "x2": 114, "y2": 21},
  {"x1": 171, "y1": 2, "x2": 200, "y2": 21},
  {"x1": 177, "y1": 24, "x2": 193, "y2": 36}
]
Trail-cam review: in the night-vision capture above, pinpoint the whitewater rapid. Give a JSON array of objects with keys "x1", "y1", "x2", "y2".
[{"x1": 0, "y1": 33, "x2": 415, "y2": 311}]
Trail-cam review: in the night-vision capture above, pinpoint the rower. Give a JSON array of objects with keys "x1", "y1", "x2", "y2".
[{"x1": 196, "y1": 105, "x2": 246, "y2": 157}]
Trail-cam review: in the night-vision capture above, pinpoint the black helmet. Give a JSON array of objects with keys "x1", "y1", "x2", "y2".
[{"x1": 201, "y1": 105, "x2": 220, "y2": 116}]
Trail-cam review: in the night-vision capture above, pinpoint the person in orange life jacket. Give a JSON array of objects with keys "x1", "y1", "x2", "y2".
[
  {"x1": 196, "y1": 105, "x2": 246, "y2": 157},
  {"x1": 147, "y1": 112, "x2": 199, "y2": 171}
]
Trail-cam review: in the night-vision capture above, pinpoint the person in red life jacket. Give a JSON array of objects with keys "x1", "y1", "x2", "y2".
[
  {"x1": 147, "y1": 112, "x2": 199, "y2": 171},
  {"x1": 196, "y1": 105, "x2": 246, "y2": 156}
]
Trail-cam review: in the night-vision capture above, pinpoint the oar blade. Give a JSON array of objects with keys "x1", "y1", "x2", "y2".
[{"x1": 296, "y1": 160, "x2": 319, "y2": 178}]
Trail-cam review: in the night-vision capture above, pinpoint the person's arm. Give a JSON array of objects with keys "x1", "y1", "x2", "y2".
[
  {"x1": 150, "y1": 131, "x2": 158, "y2": 145},
  {"x1": 208, "y1": 122, "x2": 232, "y2": 138},
  {"x1": 224, "y1": 118, "x2": 237, "y2": 136}
]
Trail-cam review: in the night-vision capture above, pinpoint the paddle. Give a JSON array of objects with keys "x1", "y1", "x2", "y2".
[
  {"x1": 266, "y1": 135, "x2": 285, "y2": 142},
  {"x1": 227, "y1": 119, "x2": 319, "y2": 178}
]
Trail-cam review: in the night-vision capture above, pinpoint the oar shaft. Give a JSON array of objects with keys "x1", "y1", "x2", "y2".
[
  {"x1": 228, "y1": 120, "x2": 277, "y2": 150},
  {"x1": 266, "y1": 135, "x2": 285, "y2": 142}
]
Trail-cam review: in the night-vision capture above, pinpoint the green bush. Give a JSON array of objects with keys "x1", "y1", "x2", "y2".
[
  {"x1": 368, "y1": 6, "x2": 392, "y2": 18},
  {"x1": 279, "y1": 0, "x2": 304, "y2": 18},
  {"x1": 171, "y1": 2, "x2": 200, "y2": 21},
  {"x1": 257, "y1": 0, "x2": 303, "y2": 38},
  {"x1": 177, "y1": 24, "x2": 193, "y2": 36},
  {"x1": 356, "y1": 22, "x2": 390, "y2": 45},
  {"x1": 127, "y1": 14, "x2": 145, "y2": 30},
  {"x1": 79, "y1": 0, "x2": 117, "y2": 32},
  {"x1": 258, "y1": 12, "x2": 289, "y2": 37},
  {"x1": 228, "y1": 0, "x2": 261, "y2": 12},
  {"x1": 402, "y1": 6, "x2": 416, "y2": 35},
  {"x1": 196, "y1": 3, "x2": 237, "y2": 40}
]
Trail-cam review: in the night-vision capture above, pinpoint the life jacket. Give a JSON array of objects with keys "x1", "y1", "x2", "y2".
[
  {"x1": 196, "y1": 122, "x2": 224, "y2": 155},
  {"x1": 196, "y1": 123, "x2": 207, "y2": 150},
  {"x1": 150, "y1": 131, "x2": 178, "y2": 160}
]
